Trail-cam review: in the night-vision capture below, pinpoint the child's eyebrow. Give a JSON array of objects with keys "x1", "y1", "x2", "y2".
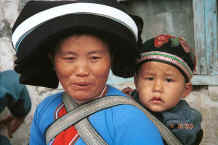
[
  {"x1": 164, "y1": 71, "x2": 177, "y2": 76},
  {"x1": 142, "y1": 71, "x2": 155, "y2": 75}
]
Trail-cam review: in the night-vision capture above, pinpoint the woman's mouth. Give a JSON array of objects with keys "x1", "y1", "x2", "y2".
[{"x1": 71, "y1": 82, "x2": 91, "y2": 89}]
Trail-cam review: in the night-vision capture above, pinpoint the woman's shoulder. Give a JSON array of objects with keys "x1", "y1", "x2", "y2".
[
  {"x1": 105, "y1": 85, "x2": 155, "y2": 125},
  {"x1": 89, "y1": 96, "x2": 163, "y2": 144},
  {"x1": 101, "y1": 103, "x2": 163, "y2": 144},
  {"x1": 110, "y1": 104, "x2": 155, "y2": 124},
  {"x1": 106, "y1": 84, "x2": 127, "y2": 97},
  {"x1": 36, "y1": 91, "x2": 63, "y2": 115}
]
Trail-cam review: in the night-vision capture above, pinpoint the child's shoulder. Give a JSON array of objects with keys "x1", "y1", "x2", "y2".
[
  {"x1": 177, "y1": 100, "x2": 202, "y2": 121},
  {"x1": 160, "y1": 100, "x2": 202, "y2": 124}
]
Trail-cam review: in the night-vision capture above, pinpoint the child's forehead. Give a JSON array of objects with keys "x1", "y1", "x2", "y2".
[{"x1": 139, "y1": 61, "x2": 181, "y2": 75}]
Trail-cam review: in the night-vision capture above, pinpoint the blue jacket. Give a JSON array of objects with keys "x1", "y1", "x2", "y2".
[{"x1": 29, "y1": 85, "x2": 164, "y2": 145}]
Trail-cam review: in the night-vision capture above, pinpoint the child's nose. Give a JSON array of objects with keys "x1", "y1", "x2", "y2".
[{"x1": 152, "y1": 79, "x2": 163, "y2": 92}]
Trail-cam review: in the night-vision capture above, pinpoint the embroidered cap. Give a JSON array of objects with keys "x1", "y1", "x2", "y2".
[
  {"x1": 137, "y1": 34, "x2": 196, "y2": 82},
  {"x1": 12, "y1": 0, "x2": 142, "y2": 88}
]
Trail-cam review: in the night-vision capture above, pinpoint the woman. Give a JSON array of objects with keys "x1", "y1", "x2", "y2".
[{"x1": 11, "y1": 0, "x2": 164, "y2": 145}]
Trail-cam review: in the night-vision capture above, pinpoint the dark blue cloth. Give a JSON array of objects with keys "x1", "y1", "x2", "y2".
[
  {"x1": 157, "y1": 100, "x2": 202, "y2": 145},
  {"x1": 0, "y1": 135, "x2": 11, "y2": 145},
  {"x1": 0, "y1": 70, "x2": 31, "y2": 117},
  {"x1": 132, "y1": 90, "x2": 202, "y2": 145},
  {"x1": 0, "y1": 70, "x2": 32, "y2": 145}
]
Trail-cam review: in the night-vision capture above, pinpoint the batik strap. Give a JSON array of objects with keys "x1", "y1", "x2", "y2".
[
  {"x1": 138, "y1": 51, "x2": 192, "y2": 80},
  {"x1": 51, "y1": 103, "x2": 79, "y2": 145},
  {"x1": 46, "y1": 95, "x2": 183, "y2": 145}
]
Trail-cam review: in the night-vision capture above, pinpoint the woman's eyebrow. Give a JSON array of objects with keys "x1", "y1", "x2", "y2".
[{"x1": 88, "y1": 50, "x2": 106, "y2": 55}]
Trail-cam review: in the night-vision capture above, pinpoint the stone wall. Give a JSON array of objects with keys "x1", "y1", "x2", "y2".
[{"x1": 0, "y1": 0, "x2": 218, "y2": 145}]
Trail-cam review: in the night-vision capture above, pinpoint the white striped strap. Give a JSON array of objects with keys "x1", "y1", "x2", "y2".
[{"x1": 62, "y1": 93, "x2": 108, "y2": 145}]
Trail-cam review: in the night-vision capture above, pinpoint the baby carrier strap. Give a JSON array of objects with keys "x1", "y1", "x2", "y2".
[
  {"x1": 46, "y1": 93, "x2": 183, "y2": 145},
  {"x1": 62, "y1": 93, "x2": 108, "y2": 145}
]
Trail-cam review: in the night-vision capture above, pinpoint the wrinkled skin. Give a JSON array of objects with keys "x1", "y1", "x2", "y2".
[{"x1": 54, "y1": 34, "x2": 111, "y2": 103}]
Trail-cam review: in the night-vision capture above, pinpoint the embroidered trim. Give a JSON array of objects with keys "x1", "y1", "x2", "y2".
[
  {"x1": 55, "y1": 103, "x2": 65, "y2": 119},
  {"x1": 52, "y1": 103, "x2": 80, "y2": 145},
  {"x1": 68, "y1": 134, "x2": 79, "y2": 145},
  {"x1": 138, "y1": 51, "x2": 192, "y2": 80}
]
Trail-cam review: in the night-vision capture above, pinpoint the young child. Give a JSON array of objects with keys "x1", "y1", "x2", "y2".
[{"x1": 123, "y1": 34, "x2": 203, "y2": 145}]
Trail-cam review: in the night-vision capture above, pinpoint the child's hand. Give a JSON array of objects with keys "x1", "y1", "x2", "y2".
[
  {"x1": 122, "y1": 87, "x2": 134, "y2": 97},
  {"x1": 0, "y1": 115, "x2": 24, "y2": 138}
]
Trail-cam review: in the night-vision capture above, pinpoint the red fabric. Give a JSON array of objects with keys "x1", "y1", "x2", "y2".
[
  {"x1": 154, "y1": 34, "x2": 173, "y2": 48},
  {"x1": 154, "y1": 34, "x2": 196, "y2": 72},
  {"x1": 52, "y1": 104, "x2": 80, "y2": 145}
]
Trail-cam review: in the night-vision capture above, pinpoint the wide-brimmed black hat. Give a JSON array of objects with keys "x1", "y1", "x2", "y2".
[{"x1": 12, "y1": 0, "x2": 142, "y2": 88}]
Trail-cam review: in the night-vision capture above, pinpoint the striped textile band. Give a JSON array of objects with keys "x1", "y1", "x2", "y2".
[
  {"x1": 138, "y1": 51, "x2": 192, "y2": 80},
  {"x1": 12, "y1": 2, "x2": 138, "y2": 49}
]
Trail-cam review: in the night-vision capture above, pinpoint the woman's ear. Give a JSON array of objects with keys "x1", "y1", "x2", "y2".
[
  {"x1": 182, "y1": 82, "x2": 192, "y2": 98},
  {"x1": 48, "y1": 53, "x2": 54, "y2": 64},
  {"x1": 48, "y1": 53, "x2": 55, "y2": 71}
]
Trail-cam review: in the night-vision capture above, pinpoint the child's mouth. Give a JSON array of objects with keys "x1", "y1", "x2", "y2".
[{"x1": 150, "y1": 97, "x2": 163, "y2": 104}]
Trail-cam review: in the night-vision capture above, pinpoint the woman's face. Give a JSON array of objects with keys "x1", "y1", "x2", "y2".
[{"x1": 54, "y1": 34, "x2": 111, "y2": 102}]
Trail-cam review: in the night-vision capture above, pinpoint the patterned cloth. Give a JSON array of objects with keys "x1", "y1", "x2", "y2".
[{"x1": 137, "y1": 34, "x2": 196, "y2": 82}]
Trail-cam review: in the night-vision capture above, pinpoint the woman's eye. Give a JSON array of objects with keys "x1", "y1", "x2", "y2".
[
  {"x1": 166, "y1": 78, "x2": 174, "y2": 82},
  {"x1": 64, "y1": 57, "x2": 74, "y2": 60},
  {"x1": 62, "y1": 55, "x2": 76, "y2": 61},
  {"x1": 92, "y1": 56, "x2": 100, "y2": 59},
  {"x1": 144, "y1": 76, "x2": 154, "y2": 81},
  {"x1": 90, "y1": 56, "x2": 101, "y2": 61}
]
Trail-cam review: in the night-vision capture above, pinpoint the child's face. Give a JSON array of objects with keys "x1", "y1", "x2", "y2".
[{"x1": 134, "y1": 61, "x2": 192, "y2": 112}]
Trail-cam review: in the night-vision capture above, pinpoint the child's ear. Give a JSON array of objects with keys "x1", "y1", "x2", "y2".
[
  {"x1": 134, "y1": 73, "x2": 138, "y2": 90},
  {"x1": 182, "y1": 82, "x2": 192, "y2": 98}
]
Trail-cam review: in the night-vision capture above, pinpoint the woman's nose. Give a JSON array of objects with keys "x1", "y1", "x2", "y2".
[{"x1": 75, "y1": 60, "x2": 90, "y2": 77}]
